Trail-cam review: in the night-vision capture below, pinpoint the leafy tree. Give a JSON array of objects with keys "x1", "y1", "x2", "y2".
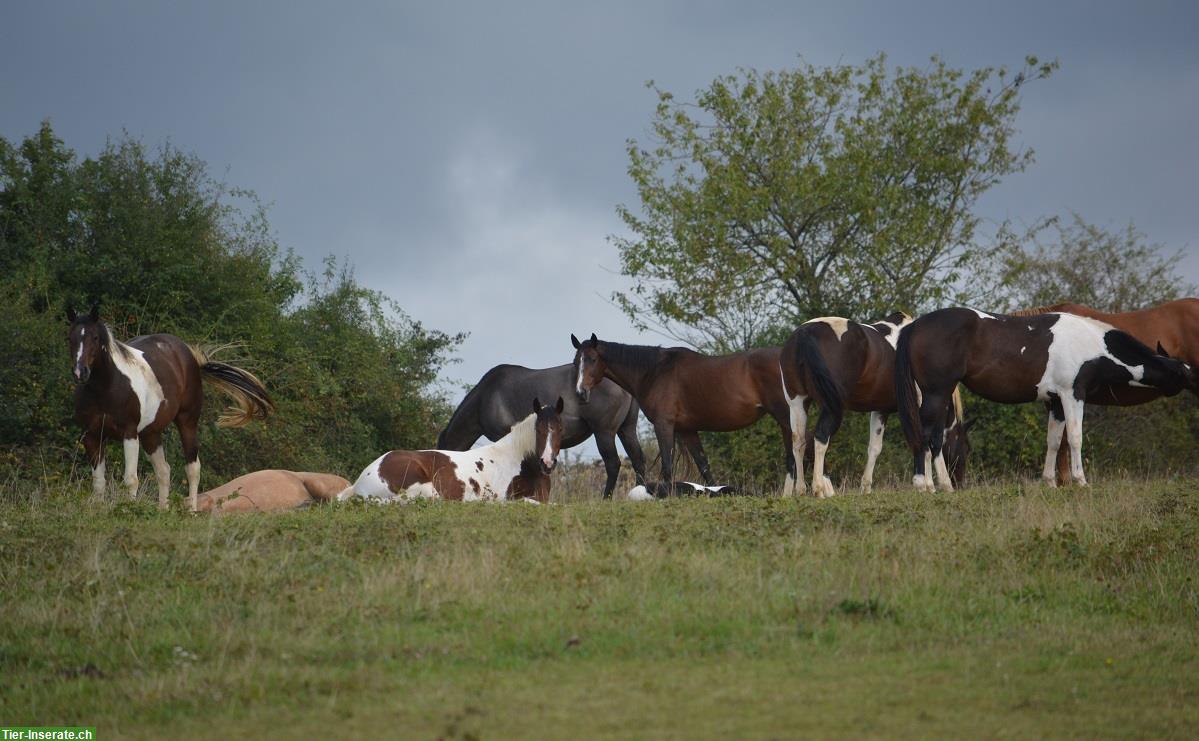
[{"x1": 614, "y1": 54, "x2": 1056, "y2": 350}]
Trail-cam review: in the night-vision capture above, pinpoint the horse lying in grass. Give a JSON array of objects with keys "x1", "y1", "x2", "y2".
[
  {"x1": 197, "y1": 470, "x2": 350, "y2": 514},
  {"x1": 1013, "y1": 299, "x2": 1199, "y2": 485},
  {"x1": 779, "y1": 313, "x2": 971, "y2": 497},
  {"x1": 571, "y1": 334, "x2": 798, "y2": 495},
  {"x1": 896, "y1": 307, "x2": 1195, "y2": 490},
  {"x1": 437, "y1": 363, "x2": 646, "y2": 499},
  {"x1": 68, "y1": 305, "x2": 273, "y2": 510},
  {"x1": 338, "y1": 397, "x2": 565, "y2": 503}
]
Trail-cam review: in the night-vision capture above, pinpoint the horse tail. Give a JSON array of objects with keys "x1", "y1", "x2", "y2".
[
  {"x1": 190, "y1": 345, "x2": 274, "y2": 428},
  {"x1": 794, "y1": 329, "x2": 842, "y2": 423},
  {"x1": 894, "y1": 325, "x2": 923, "y2": 453},
  {"x1": 950, "y1": 385, "x2": 964, "y2": 426}
]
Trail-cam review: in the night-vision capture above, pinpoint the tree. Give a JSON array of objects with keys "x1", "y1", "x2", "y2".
[{"x1": 613, "y1": 54, "x2": 1056, "y2": 350}]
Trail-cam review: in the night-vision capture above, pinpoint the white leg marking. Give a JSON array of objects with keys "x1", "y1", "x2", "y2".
[
  {"x1": 914, "y1": 451, "x2": 936, "y2": 493},
  {"x1": 861, "y1": 411, "x2": 885, "y2": 493},
  {"x1": 186, "y1": 459, "x2": 201, "y2": 511},
  {"x1": 122, "y1": 438, "x2": 140, "y2": 498},
  {"x1": 812, "y1": 439, "x2": 836, "y2": 498},
  {"x1": 933, "y1": 452, "x2": 954, "y2": 492},
  {"x1": 149, "y1": 447, "x2": 171, "y2": 509},
  {"x1": 1062, "y1": 398, "x2": 1088, "y2": 486},
  {"x1": 1042, "y1": 411, "x2": 1065, "y2": 486},
  {"x1": 782, "y1": 473, "x2": 795, "y2": 497},
  {"x1": 92, "y1": 458, "x2": 107, "y2": 498},
  {"x1": 787, "y1": 397, "x2": 807, "y2": 496}
]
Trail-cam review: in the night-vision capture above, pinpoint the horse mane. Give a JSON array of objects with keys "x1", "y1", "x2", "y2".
[
  {"x1": 599, "y1": 340, "x2": 670, "y2": 369},
  {"x1": 1010, "y1": 303, "x2": 1072, "y2": 317},
  {"x1": 495, "y1": 412, "x2": 538, "y2": 458}
]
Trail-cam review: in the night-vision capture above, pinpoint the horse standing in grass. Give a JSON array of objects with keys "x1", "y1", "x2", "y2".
[
  {"x1": 339, "y1": 397, "x2": 565, "y2": 503},
  {"x1": 895, "y1": 307, "x2": 1194, "y2": 490},
  {"x1": 570, "y1": 334, "x2": 797, "y2": 495},
  {"x1": 779, "y1": 313, "x2": 971, "y2": 497},
  {"x1": 437, "y1": 363, "x2": 646, "y2": 499},
  {"x1": 1013, "y1": 299, "x2": 1199, "y2": 484},
  {"x1": 68, "y1": 306, "x2": 274, "y2": 510}
]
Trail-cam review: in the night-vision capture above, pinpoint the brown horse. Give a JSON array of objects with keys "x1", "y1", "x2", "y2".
[
  {"x1": 198, "y1": 470, "x2": 350, "y2": 514},
  {"x1": 1013, "y1": 299, "x2": 1199, "y2": 483},
  {"x1": 780, "y1": 313, "x2": 970, "y2": 497},
  {"x1": 570, "y1": 334, "x2": 796, "y2": 494},
  {"x1": 68, "y1": 306, "x2": 274, "y2": 510}
]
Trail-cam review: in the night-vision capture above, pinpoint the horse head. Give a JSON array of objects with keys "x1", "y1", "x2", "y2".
[
  {"x1": 532, "y1": 396, "x2": 565, "y2": 473},
  {"x1": 570, "y1": 332, "x2": 603, "y2": 403},
  {"x1": 67, "y1": 304, "x2": 105, "y2": 384}
]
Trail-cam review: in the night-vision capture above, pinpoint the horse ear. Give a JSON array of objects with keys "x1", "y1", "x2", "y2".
[
  {"x1": 571, "y1": 334, "x2": 581, "y2": 349},
  {"x1": 533, "y1": 397, "x2": 542, "y2": 413},
  {"x1": 88, "y1": 303, "x2": 100, "y2": 321},
  {"x1": 1157, "y1": 342, "x2": 1170, "y2": 358},
  {"x1": 555, "y1": 396, "x2": 564, "y2": 413},
  {"x1": 588, "y1": 332, "x2": 598, "y2": 347},
  {"x1": 66, "y1": 305, "x2": 77, "y2": 322}
]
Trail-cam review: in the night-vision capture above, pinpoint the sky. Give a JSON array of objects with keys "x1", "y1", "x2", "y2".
[{"x1": 3, "y1": 1, "x2": 1198, "y2": 455}]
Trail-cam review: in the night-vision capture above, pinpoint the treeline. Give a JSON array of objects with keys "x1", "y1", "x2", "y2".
[{"x1": 0, "y1": 122, "x2": 462, "y2": 494}]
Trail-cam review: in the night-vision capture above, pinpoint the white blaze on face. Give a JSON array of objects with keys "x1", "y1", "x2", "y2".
[
  {"x1": 74, "y1": 328, "x2": 86, "y2": 378},
  {"x1": 540, "y1": 426, "x2": 555, "y2": 469},
  {"x1": 576, "y1": 361, "x2": 586, "y2": 395}
]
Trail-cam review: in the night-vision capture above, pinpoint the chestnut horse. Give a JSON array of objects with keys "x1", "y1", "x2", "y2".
[
  {"x1": 570, "y1": 334, "x2": 796, "y2": 494},
  {"x1": 68, "y1": 306, "x2": 274, "y2": 510},
  {"x1": 338, "y1": 397, "x2": 564, "y2": 503},
  {"x1": 780, "y1": 313, "x2": 970, "y2": 497},
  {"x1": 1013, "y1": 299, "x2": 1199, "y2": 483},
  {"x1": 896, "y1": 308, "x2": 1194, "y2": 490}
]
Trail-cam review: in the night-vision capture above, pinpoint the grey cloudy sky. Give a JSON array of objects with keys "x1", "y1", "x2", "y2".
[{"x1": 3, "y1": 1, "x2": 1198, "y2": 452}]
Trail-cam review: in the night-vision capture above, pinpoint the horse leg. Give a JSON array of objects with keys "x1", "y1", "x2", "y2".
[
  {"x1": 678, "y1": 431, "x2": 715, "y2": 485},
  {"x1": 784, "y1": 394, "x2": 808, "y2": 496},
  {"x1": 652, "y1": 423, "x2": 676, "y2": 496},
  {"x1": 810, "y1": 400, "x2": 842, "y2": 498},
  {"x1": 1041, "y1": 399, "x2": 1066, "y2": 487},
  {"x1": 1061, "y1": 397, "x2": 1088, "y2": 486},
  {"x1": 177, "y1": 415, "x2": 201, "y2": 511},
  {"x1": 594, "y1": 431, "x2": 622, "y2": 500},
  {"x1": 616, "y1": 412, "x2": 647, "y2": 486},
  {"x1": 1054, "y1": 428, "x2": 1070, "y2": 487},
  {"x1": 141, "y1": 431, "x2": 171, "y2": 509},
  {"x1": 915, "y1": 391, "x2": 949, "y2": 493},
  {"x1": 121, "y1": 436, "x2": 140, "y2": 499},
  {"x1": 83, "y1": 430, "x2": 107, "y2": 499},
  {"x1": 777, "y1": 418, "x2": 797, "y2": 497},
  {"x1": 861, "y1": 412, "x2": 887, "y2": 494}
]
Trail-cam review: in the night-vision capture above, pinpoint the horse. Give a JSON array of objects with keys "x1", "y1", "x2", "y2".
[
  {"x1": 68, "y1": 305, "x2": 274, "y2": 510},
  {"x1": 570, "y1": 334, "x2": 797, "y2": 494},
  {"x1": 895, "y1": 307, "x2": 1195, "y2": 490},
  {"x1": 1012, "y1": 299, "x2": 1199, "y2": 484},
  {"x1": 197, "y1": 470, "x2": 350, "y2": 514},
  {"x1": 437, "y1": 363, "x2": 646, "y2": 499},
  {"x1": 779, "y1": 313, "x2": 971, "y2": 497},
  {"x1": 338, "y1": 397, "x2": 565, "y2": 503}
]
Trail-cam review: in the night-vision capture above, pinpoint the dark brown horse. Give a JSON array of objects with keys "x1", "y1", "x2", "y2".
[
  {"x1": 780, "y1": 314, "x2": 970, "y2": 497},
  {"x1": 1013, "y1": 299, "x2": 1199, "y2": 484},
  {"x1": 570, "y1": 334, "x2": 796, "y2": 494},
  {"x1": 896, "y1": 307, "x2": 1194, "y2": 489},
  {"x1": 68, "y1": 306, "x2": 274, "y2": 510}
]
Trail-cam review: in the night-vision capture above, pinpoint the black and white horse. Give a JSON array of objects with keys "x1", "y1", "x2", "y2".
[{"x1": 896, "y1": 308, "x2": 1195, "y2": 489}]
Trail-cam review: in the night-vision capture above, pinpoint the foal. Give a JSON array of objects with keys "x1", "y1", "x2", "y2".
[
  {"x1": 896, "y1": 308, "x2": 1194, "y2": 489},
  {"x1": 69, "y1": 306, "x2": 273, "y2": 510},
  {"x1": 779, "y1": 313, "x2": 970, "y2": 497},
  {"x1": 338, "y1": 398, "x2": 565, "y2": 503}
]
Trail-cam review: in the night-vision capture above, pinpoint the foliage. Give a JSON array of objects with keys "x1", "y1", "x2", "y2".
[
  {"x1": 0, "y1": 122, "x2": 462, "y2": 492},
  {"x1": 614, "y1": 54, "x2": 1056, "y2": 351}
]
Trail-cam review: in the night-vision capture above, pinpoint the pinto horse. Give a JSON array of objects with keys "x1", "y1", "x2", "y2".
[
  {"x1": 437, "y1": 363, "x2": 646, "y2": 498},
  {"x1": 570, "y1": 334, "x2": 796, "y2": 494},
  {"x1": 896, "y1": 308, "x2": 1194, "y2": 489},
  {"x1": 339, "y1": 397, "x2": 565, "y2": 503},
  {"x1": 779, "y1": 313, "x2": 970, "y2": 497},
  {"x1": 68, "y1": 306, "x2": 274, "y2": 510},
  {"x1": 1013, "y1": 299, "x2": 1199, "y2": 484}
]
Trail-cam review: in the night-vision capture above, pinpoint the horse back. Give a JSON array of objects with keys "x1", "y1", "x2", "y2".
[{"x1": 128, "y1": 334, "x2": 203, "y2": 417}]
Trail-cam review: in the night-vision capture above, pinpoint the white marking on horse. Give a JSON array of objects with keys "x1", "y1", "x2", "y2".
[
  {"x1": 1020, "y1": 346, "x2": 1026, "y2": 354},
  {"x1": 576, "y1": 362, "x2": 586, "y2": 395},
  {"x1": 804, "y1": 317, "x2": 850, "y2": 340},
  {"x1": 1035, "y1": 314, "x2": 1145, "y2": 402},
  {"x1": 779, "y1": 362, "x2": 807, "y2": 496},
  {"x1": 108, "y1": 340, "x2": 166, "y2": 432},
  {"x1": 968, "y1": 309, "x2": 997, "y2": 320},
  {"x1": 627, "y1": 485, "x2": 654, "y2": 501}
]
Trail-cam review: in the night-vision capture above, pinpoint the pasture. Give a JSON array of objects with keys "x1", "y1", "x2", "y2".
[{"x1": 3, "y1": 477, "x2": 1197, "y2": 738}]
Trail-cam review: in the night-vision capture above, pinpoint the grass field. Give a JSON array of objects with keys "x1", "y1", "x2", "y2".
[{"x1": 2, "y1": 477, "x2": 1198, "y2": 738}]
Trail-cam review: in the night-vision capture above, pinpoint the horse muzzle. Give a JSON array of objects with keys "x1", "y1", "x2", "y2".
[
  {"x1": 540, "y1": 458, "x2": 557, "y2": 475},
  {"x1": 74, "y1": 366, "x2": 90, "y2": 384}
]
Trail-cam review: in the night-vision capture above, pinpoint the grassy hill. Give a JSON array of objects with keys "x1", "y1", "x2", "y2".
[{"x1": 2, "y1": 478, "x2": 1197, "y2": 738}]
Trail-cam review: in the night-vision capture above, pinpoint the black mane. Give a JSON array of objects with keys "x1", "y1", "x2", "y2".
[{"x1": 598, "y1": 340, "x2": 670, "y2": 370}]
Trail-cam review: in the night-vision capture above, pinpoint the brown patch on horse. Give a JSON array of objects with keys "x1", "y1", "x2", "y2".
[
  {"x1": 506, "y1": 459, "x2": 552, "y2": 503},
  {"x1": 475, "y1": 460, "x2": 484, "y2": 471},
  {"x1": 377, "y1": 450, "x2": 466, "y2": 500}
]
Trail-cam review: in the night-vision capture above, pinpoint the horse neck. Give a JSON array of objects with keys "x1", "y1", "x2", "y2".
[
  {"x1": 486, "y1": 412, "x2": 538, "y2": 463},
  {"x1": 85, "y1": 324, "x2": 123, "y2": 388},
  {"x1": 599, "y1": 342, "x2": 660, "y2": 397}
]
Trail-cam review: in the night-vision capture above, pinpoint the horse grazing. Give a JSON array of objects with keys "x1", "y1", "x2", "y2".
[
  {"x1": 570, "y1": 334, "x2": 796, "y2": 494},
  {"x1": 895, "y1": 307, "x2": 1194, "y2": 489},
  {"x1": 1013, "y1": 299, "x2": 1199, "y2": 484},
  {"x1": 339, "y1": 397, "x2": 565, "y2": 503},
  {"x1": 779, "y1": 313, "x2": 971, "y2": 497},
  {"x1": 437, "y1": 363, "x2": 646, "y2": 498},
  {"x1": 68, "y1": 306, "x2": 274, "y2": 510}
]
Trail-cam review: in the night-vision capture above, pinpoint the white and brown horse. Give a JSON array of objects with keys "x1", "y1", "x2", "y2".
[
  {"x1": 68, "y1": 306, "x2": 274, "y2": 510},
  {"x1": 896, "y1": 307, "x2": 1195, "y2": 489},
  {"x1": 338, "y1": 397, "x2": 565, "y2": 503},
  {"x1": 779, "y1": 313, "x2": 970, "y2": 497}
]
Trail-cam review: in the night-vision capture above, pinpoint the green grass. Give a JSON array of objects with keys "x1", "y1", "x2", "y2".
[{"x1": 2, "y1": 479, "x2": 1198, "y2": 738}]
